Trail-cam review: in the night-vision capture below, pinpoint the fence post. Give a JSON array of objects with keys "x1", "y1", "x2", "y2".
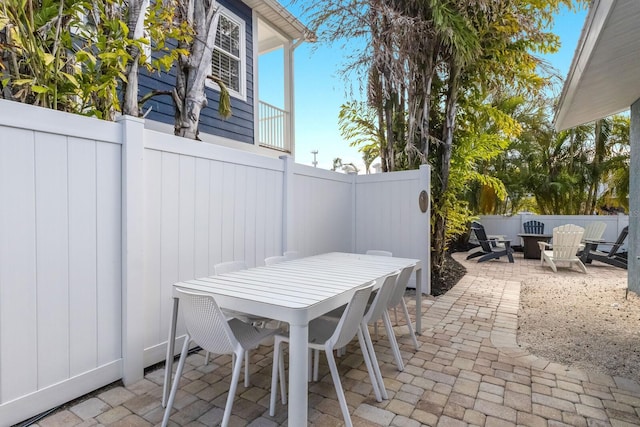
[
  {"x1": 280, "y1": 155, "x2": 295, "y2": 253},
  {"x1": 629, "y1": 98, "x2": 640, "y2": 295},
  {"x1": 118, "y1": 115, "x2": 146, "y2": 385},
  {"x1": 420, "y1": 164, "x2": 431, "y2": 297},
  {"x1": 350, "y1": 172, "x2": 357, "y2": 253}
]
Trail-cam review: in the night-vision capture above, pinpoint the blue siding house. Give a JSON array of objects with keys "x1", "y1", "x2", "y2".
[{"x1": 140, "y1": 0, "x2": 313, "y2": 157}]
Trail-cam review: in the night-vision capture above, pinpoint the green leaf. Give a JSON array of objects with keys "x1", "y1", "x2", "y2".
[
  {"x1": 60, "y1": 72, "x2": 79, "y2": 88},
  {"x1": 31, "y1": 85, "x2": 50, "y2": 94},
  {"x1": 43, "y1": 53, "x2": 55, "y2": 66},
  {"x1": 12, "y1": 78, "x2": 34, "y2": 86}
]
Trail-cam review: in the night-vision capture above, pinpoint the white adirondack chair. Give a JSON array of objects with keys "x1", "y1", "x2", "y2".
[
  {"x1": 539, "y1": 224, "x2": 587, "y2": 273},
  {"x1": 580, "y1": 221, "x2": 607, "y2": 248}
]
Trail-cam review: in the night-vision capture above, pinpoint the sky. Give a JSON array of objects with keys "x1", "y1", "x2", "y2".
[{"x1": 259, "y1": 2, "x2": 588, "y2": 172}]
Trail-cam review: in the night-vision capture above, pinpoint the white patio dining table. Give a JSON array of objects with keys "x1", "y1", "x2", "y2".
[{"x1": 162, "y1": 252, "x2": 423, "y2": 425}]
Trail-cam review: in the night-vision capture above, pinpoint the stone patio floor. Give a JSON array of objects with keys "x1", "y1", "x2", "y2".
[{"x1": 33, "y1": 252, "x2": 639, "y2": 427}]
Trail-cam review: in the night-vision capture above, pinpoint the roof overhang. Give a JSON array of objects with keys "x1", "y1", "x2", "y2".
[
  {"x1": 554, "y1": 0, "x2": 640, "y2": 131},
  {"x1": 243, "y1": 0, "x2": 315, "y2": 46}
]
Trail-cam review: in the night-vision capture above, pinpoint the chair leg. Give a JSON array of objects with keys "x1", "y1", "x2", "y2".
[
  {"x1": 355, "y1": 328, "x2": 382, "y2": 402},
  {"x1": 575, "y1": 260, "x2": 588, "y2": 274},
  {"x1": 279, "y1": 346, "x2": 286, "y2": 405},
  {"x1": 244, "y1": 350, "x2": 250, "y2": 387},
  {"x1": 162, "y1": 336, "x2": 191, "y2": 427},
  {"x1": 400, "y1": 299, "x2": 419, "y2": 350},
  {"x1": 360, "y1": 323, "x2": 387, "y2": 400},
  {"x1": 204, "y1": 351, "x2": 210, "y2": 365},
  {"x1": 313, "y1": 349, "x2": 320, "y2": 382},
  {"x1": 325, "y1": 346, "x2": 353, "y2": 427},
  {"x1": 383, "y1": 311, "x2": 404, "y2": 371},
  {"x1": 507, "y1": 249, "x2": 514, "y2": 263},
  {"x1": 221, "y1": 349, "x2": 244, "y2": 427},
  {"x1": 269, "y1": 336, "x2": 286, "y2": 417}
]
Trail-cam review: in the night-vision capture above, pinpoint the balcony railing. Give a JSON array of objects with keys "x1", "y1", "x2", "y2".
[{"x1": 258, "y1": 101, "x2": 290, "y2": 152}]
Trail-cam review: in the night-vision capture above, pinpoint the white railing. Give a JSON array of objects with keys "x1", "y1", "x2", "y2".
[{"x1": 258, "y1": 101, "x2": 290, "y2": 152}]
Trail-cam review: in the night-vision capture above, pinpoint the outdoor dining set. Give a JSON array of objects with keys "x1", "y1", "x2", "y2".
[
  {"x1": 161, "y1": 251, "x2": 423, "y2": 427},
  {"x1": 467, "y1": 219, "x2": 629, "y2": 273}
]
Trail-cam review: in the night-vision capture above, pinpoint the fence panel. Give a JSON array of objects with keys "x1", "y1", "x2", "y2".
[
  {"x1": 291, "y1": 164, "x2": 354, "y2": 257},
  {"x1": 142, "y1": 132, "x2": 284, "y2": 365},
  {"x1": 0, "y1": 101, "x2": 122, "y2": 426}
]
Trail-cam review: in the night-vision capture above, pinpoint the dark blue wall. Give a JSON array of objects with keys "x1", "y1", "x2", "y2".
[{"x1": 139, "y1": 0, "x2": 254, "y2": 143}]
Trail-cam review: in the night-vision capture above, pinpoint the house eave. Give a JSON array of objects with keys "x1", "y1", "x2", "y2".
[
  {"x1": 554, "y1": 0, "x2": 640, "y2": 131},
  {"x1": 243, "y1": 0, "x2": 315, "y2": 43}
]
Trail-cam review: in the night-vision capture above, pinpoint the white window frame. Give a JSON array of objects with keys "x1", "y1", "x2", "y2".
[{"x1": 207, "y1": 6, "x2": 247, "y2": 101}]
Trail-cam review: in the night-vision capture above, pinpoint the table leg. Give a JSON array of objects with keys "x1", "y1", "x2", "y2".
[
  {"x1": 288, "y1": 323, "x2": 309, "y2": 425},
  {"x1": 415, "y1": 268, "x2": 422, "y2": 335},
  {"x1": 162, "y1": 297, "x2": 179, "y2": 408}
]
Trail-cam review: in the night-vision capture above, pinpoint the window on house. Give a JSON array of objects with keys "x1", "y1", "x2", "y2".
[{"x1": 210, "y1": 9, "x2": 245, "y2": 99}]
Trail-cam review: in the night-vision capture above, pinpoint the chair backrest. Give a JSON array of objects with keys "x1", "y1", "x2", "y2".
[
  {"x1": 523, "y1": 220, "x2": 545, "y2": 234},
  {"x1": 175, "y1": 288, "x2": 239, "y2": 355},
  {"x1": 366, "y1": 250, "x2": 392, "y2": 257},
  {"x1": 329, "y1": 282, "x2": 375, "y2": 349},
  {"x1": 284, "y1": 251, "x2": 299, "y2": 260},
  {"x1": 607, "y1": 226, "x2": 629, "y2": 256},
  {"x1": 387, "y1": 265, "x2": 416, "y2": 309},
  {"x1": 363, "y1": 272, "x2": 400, "y2": 324},
  {"x1": 214, "y1": 261, "x2": 248, "y2": 275},
  {"x1": 470, "y1": 223, "x2": 494, "y2": 252},
  {"x1": 551, "y1": 224, "x2": 584, "y2": 259},
  {"x1": 582, "y1": 221, "x2": 607, "y2": 242},
  {"x1": 264, "y1": 255, "x2": 287, "y2": 266}
]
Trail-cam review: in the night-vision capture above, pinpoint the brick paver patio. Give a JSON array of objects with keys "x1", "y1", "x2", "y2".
[{"x1": 33, "y1": 252, "x2": 639, "y2": 427}]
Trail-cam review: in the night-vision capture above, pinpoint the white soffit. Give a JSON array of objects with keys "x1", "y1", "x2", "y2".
[
  {"x1": 554, "y1": 0, "x2": 640, "y2": 131},
  {"x1": 243, "y1": 0, "x2": 315, "y2": 43}
]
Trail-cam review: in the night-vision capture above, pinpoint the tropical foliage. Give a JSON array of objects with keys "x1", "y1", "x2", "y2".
[
  {"x1": 0, "y1": 0, "x2": 229, "y2": 138},
  {"x1": 0, "y1": 0, "x2": 188, "y2": 120},
  {"x1": 305, "y1": 0, "x2": 579, "y2": 272}
]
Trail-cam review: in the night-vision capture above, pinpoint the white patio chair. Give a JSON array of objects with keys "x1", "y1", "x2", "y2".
[
  {"x1": 269, "y1": 282, "x2": 376, "y2": 427},
  {"x1": 540, "y1": 224, "x2": 587, "y2": 273},
  {"x1": 387, "y1": 264, "x2": 419, "y2": 351},
  {"x1": 317, "y1": 272, "x2": 401, "y2": 400},
  {"x1": 265, "y1": 255, "x2": 287, "y2": 266},
  {"x1": 366, "y1": 249, "x2": 392, "y2": 257},
  {"x1": 214, "y1": 260, "x2": 248, "y2": 275},
  {"x1": 162, "y1": 289, "x2": 278, "y2": 427},
  {"x1": 205, "y1": 260, "x2": 276, "y2": 386}
]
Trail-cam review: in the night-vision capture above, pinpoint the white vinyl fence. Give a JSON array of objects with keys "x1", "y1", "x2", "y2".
[
  {"x1": 0, "y1": 103, "x2": 123, "y2": 425},
  {"x1": 0, "y1": 99, "x2": 430, "y2": 426}
]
